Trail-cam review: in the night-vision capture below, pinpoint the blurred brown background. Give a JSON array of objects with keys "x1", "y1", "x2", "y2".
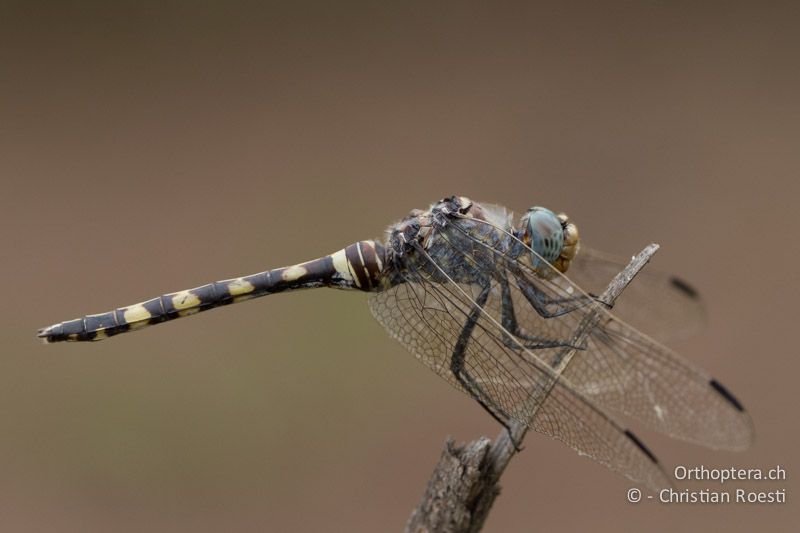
[{"x1": 2, "y1": 1, "x2": 798, "y2": 531}]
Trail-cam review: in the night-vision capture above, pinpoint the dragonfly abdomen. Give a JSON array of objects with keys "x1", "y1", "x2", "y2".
[{"x1": 38, "y1": 240, "x2": 385, "y2": 343}]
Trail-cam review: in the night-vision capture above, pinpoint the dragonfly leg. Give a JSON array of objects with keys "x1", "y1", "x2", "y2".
[
  {"x1": 513, "y1": 272, "x2": 594, "y2": 319},
  {"x1": 498, "y1": 276, "x2": 581, "y2": 351},
  {"x1": 450, "y1": 284, "x2": 521, "y2": 450}
]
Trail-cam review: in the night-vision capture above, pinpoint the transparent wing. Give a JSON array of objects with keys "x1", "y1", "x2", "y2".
[
  {"x1": 446, "y1": 216, "x2": 754, "y2": 451},
  {"x1": 368, "y1": 242, "x2": 671, "y2": 492},
  {"x1": 564, "y1": 247, "x2": 706, "y2": 342}
]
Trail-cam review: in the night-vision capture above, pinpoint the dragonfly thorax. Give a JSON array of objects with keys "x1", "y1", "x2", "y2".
[{"x1": 382, "y1": 197, "x2": 516, "y2": 288}]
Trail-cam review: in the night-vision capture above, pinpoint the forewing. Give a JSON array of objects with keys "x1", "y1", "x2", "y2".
[
  {"x1": 569, "y1": 319, "x2": 754, "y2": 450},
  {"x1": 368, "y1": 243, "x2": 671, "y2": 492},
  {"x1": 447, "y1": 216, "x2": 754, "y2": 451},
  {"x1": 564, "y1": 247, "x2": 706, "y2": 342}
]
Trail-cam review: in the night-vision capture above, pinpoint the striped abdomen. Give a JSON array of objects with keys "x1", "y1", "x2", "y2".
[{"x1": 38, "y1": 240, "x2": 385, "y2": 343}]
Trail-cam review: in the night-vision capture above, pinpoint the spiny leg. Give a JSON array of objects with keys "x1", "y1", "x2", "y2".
[
  {"x1": 497, "y1": 275, "x2": 580, "y2": 351},
  {"x1": 450, "y1": 283, "x2": 523, "y2": 451},
  {"x1": 512, "y1": 269, "x2": 594, "y2": 319}
]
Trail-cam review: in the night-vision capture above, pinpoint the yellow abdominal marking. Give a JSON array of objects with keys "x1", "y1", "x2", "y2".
[
  {"x1": 227, "y1": 278, "x2": 255, "y2": 296},
  {"x1": 123, "y1": 304, "x2": 153, "y2": 328},
  {"x1": 282, "y1": 264, "x2": 308, "y2": 282},
  {"x1": 331, "y1": 249, "x2": 354, "y2": 281},
  {"x1": 370, "y1": 241, "x2": 383, "y2": 271},
  {"x1": 178, "y1": 308, "x2": 201, "y2": 317},
  {"x1": 171, "y1": 290, "x2": 201, "y2": 310}
]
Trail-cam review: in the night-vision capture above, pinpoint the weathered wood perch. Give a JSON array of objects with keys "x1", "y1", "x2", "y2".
[{"x1": 406, "y1": 243, "x2": 661, "y2": 533}]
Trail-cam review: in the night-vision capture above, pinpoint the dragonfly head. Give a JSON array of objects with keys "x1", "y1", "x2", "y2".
[{"x1": 521, "y1": 207, "x2": 580, "y2": 277}]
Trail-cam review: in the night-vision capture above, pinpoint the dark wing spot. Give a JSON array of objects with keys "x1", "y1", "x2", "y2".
[
  {"x1": 670, "y1": 276, "x2": 699, "y2": 299},
  {"x1": 624, "y1": 430, "x2": 659, "y2": 464},
  {"x1": 710, "y1": 379, "x2": 745, "y2": 412}
]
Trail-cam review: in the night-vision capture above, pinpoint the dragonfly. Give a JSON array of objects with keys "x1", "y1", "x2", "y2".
[{"x1": 38, "y1": 195, "x2": 754, "y2": 492}]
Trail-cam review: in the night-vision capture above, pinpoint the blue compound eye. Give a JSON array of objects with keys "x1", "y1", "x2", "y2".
[{"x1": 527, "y1": 207, "x2": 564, "y2": 268}]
